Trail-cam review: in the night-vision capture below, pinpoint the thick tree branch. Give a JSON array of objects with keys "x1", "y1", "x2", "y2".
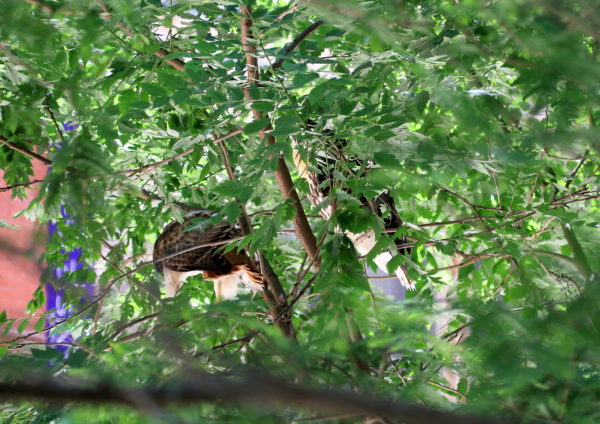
[
  {"x1": 240, "y1": 5, "x2": 320, "y2": 266},
  {"x1": 0, "y1": 374, "x2": 504, "y2": 424},
  {"x1": 214, "y1": 134, "x2": 296, "y2": 339}
]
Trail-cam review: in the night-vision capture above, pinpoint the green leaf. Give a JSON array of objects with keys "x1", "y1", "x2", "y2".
[
  {"x1": 308, "y1": 82, "x2": 328, "y2": 104},
  {"x1": 415, "y1": 90, "x2": 430, "y2": 115},
  {"x1": 139, "y1": 83, "x2": 167, "y2": 97},
  {"x1": 213, "y1": 180, "x2": 253, "y2": 203},
  {"x1": 17, "y1": 318, "x2": 29, "y2": 334},
  {"x1": 270, "y1": 125, "x2": 299, "y2": 136},
  {"x1": 244, "y1": 118, "x2": 270, "y2": 134},
  {"x1": 252, "y1": 101, "x2": 275, "y2": 112},
  {"x1": 223, "y1": 201, "x2": 242, "y2": 223},
  {"x1": 292, "y1": 72, "x2": 320, "y2": 88},
  {"x1": 387, "y1": 253, "x2": 406, "y2": 273},
  {"x1": 157, "y1": 71, "x2": 188, "y2": 89}
]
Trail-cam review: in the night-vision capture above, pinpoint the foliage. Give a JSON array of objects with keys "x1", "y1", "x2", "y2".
[{"x1": 0, "y1": 0, "x2": 599, "y2": 423}]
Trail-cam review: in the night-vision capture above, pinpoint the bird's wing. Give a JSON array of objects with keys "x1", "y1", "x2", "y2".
[{"x1": 153, "y1": 220, "x2": 240, "y2": 274}]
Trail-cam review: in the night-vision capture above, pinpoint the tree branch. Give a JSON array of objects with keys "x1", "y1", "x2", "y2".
[
  {"x1": 0, "y1": 373, "x2": 504, "y2": 424},
  {"x1": 214, "y1": 133, "x2": 296, "y2": 339},
  {"x1": 240, "y1": 5, "x2": 320, "y2": 266}
]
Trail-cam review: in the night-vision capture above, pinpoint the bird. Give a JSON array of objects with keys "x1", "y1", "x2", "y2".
[
  {"x1": 292, "y1": 124, "x2": 415, "y2": 290},
  {"x1": 153, "y1": 210, "x2": 263, "y2": 300}
]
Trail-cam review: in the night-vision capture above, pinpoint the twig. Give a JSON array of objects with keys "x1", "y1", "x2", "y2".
[
  {"x1": 99, "y1": 3, "x2": 186, "y2": 72},
  {"x1": 565, "y1": 150, "x2": 589, "y2": 189},
  {"x1": 8, "y1": 341, "x2": 98, "y2": 358},
  {"x1": 0, "y1": 179, "x2": 46, "y2": 192},
  {"x1": 2, "y1": 278, "x2": 116, "y2": 345},
  {"x1": 542, "y1": 149, "x2": 584, "y2": 161},
  {"x1": 109, "y1": 313, "x2": 160, "y2": 341},
  {"x1": 100, "y1": 253, "x2": 161, "y2": 302},
  {"x1": 209, "y1": 331, "x2": 259, "y2": 352},
  {"x1": 43, "y1": 97, "x2": 65, "y2": 143}
]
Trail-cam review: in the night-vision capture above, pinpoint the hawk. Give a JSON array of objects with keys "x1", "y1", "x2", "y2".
[
  {"x1": 293, "y1": 125, "x2": 415, "y2": 290},
  {"x1": 153, "y1": 210, "x2": 263, "y2": 300}
]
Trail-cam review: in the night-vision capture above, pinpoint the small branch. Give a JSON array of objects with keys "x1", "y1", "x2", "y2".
[
  {"x1": 274, "y1": 5, "x2": 299, "y2": 22},
  {"x1": 2, "y1": 278, "x2": 117, "y2": 345},
  {"x1": 383, "y1": 216, "x2": 498, "y2": 232},
  {"x1": 531, "y1": 249, "x2": 580, "y2": 266},
  {"x1": 109, "y1": 312, "x2": 160, "y2": 341},
  {"x1": 153, "y1": 237, "x2": 244, "y2": 266},
  {"x1": 272, "y1": 20, "x2": 324, "y2": 71},
  {"x1": 438, "y1": 185, "x2": 508, "y2": 212},
  {"x1": 3, "y1": 237, "x2": 242, "y2": 344},
  {"x1": 436, "y1": 184, "x2": 527, "y2": 275},
  {"x1": 564, "y1": 149, "x2": 589, "y2": 189},
  {"x1": 542, "y1": 149, "x2": 585, "y2": 161},
  {"x1": 0, "y1": 136, "x2": 52, "y2": 165},
  {"x1": 43, "y1": 97, "x2": 65, "y2": 143},
  {"x1": 9, "y1": 341, "x2": 98, "y2": 358},
  {"x1": 100, "y1": 253, "x2": 161, "y2": 302},
  {"x1": 209, "y1": 331, "x2": 259, "y2": 352},
  {"x1": 426, "y1": 253, "x2": 502, "y2": 274},
  {"x1": 0, "y1": 129, "x2": 241, "y2": 193},
  {"x1": 0, "y1": 179, "x2": 46, "y2": 192}
]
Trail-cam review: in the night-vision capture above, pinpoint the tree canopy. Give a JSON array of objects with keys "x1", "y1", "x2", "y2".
[{"x1": 0, "y1": 0, "x2": 599, "y2": 423}]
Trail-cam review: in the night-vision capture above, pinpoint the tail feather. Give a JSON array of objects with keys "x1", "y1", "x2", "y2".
[
  {"x1": 348, "y1": 230, "x2": 415, "y2": 291},
  {"x1": 240, "y1": 265, "x2": 264, "y2": 292},
  {"x1": 373, "y1": 251, "x2": 415, "y2": 291},
  {"x1": 292, "y1": 137, "x2": 414, "y2": 290}
]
